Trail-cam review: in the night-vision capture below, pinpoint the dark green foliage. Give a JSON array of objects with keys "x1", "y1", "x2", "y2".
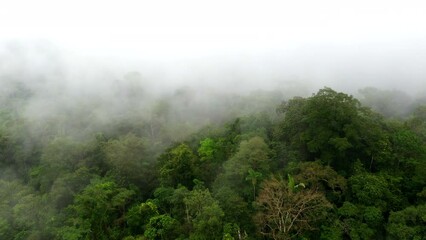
[
  {"x1": 408, "y1": 105, "x2": 426, "y2": 140},
  {"x1": 29, "y1": 137, "x2": 92, "y2": 193},
  {"x1": 126, "y1": 200, "x2": 159, "y2": 235},
  {"x1": 58, "y1": 178, "x2": 136, "y2": 240},
  {"x1": 214, "y1": 136, "x2": 270, "y2": 200},
  {"x1": 0, "y1": 180, "x2": 54, "y2": 239},
  {"x1": 49, "y1": 167, "x2": 95, "y2": 209},
  {"x1": 275, "y1": 88, "x2": 390, "y2": 174},
  {"x1": 387, "y1": 204, "x2": 426, "y2": 239},
  {"x1": 159, "y1": 144, "x2": 197, "y2": 188},
  {"x1": 214, "y1": 186, "x2": 252, "y2": 233},
  {"x1": 104, "y1": 133, "x2": 158, "y2": 193},
  {"x1": 1, "y1": 87, "x2": 425, "y2": 239},
  {"x1": 349, "y1": 172, "x2": 390, "y2": 208},
  {"x1": 184, "y1": 187, "x2": 225, "y2": 239},
  {"x1": 144, "y1": 214, "x2": 179, "y2": 240}
]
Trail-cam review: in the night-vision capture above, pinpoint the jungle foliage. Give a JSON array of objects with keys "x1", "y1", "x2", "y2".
[{"x1": 1, "y1": 85, "x2": 425, "y2": 240}]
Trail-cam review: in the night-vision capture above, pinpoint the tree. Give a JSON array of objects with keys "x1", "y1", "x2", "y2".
[
  {"x1": 246, "y1": 168, "x2": 263, "y2": 201},
  {"x1": 387, "y1": 123, "x2": 426, "y2": 200},
  {"x1": 288, "y1": 161, "x2": 347, "y2": 203},
  {"x1": 144, "y1": 214, "x2": 179, "y2": 240},
  {"x1": 183, "y1": 187, "x2": 224, "y2": 239},
  {"x1": 255, "y1": 176, "x2": 331, "y2": 240},
  {"x1": 104, "y1": 133, "x2": 156, "y2": 190},
  {"x1": 197, "y1": 138, "x2": 216, "y2": 162},
  {"x1": 126, "y1": 200, "x2": 159, "y2": 235},
  {"x1": 59, "y1": 179, "x2": 135, "y2": 240},
  {"x1": 214, "y1": 186, "x2": 252, "y2": 237},
  {"x1": 387, "y1": 204, "x2": 426, "y2": 239},
  {"x1": 408, "y1": 105, "x2": 426, "y2": 140},
  {"x1": 218, "y1": 118, "x2": 242, "y2": 160},
  {"x1": 215, "y1": 136, "x2": 270, "y2": 199},
  {"x1": 275, "y1": 88, "x2": 389, "y2": 174},
  {"x1": 275, "y1": 96, "x2": 309, "y2": 161},
  {"x1": 349, "y1": 171, "x2": 391, "y2": 209},
  {"x1": 30, "y1": 136, "x2": 86, "y2": 193},
  {"x1": 325, "y1": 201, "x2": 378, "y2": 240},
  {"x1": 196, "y1": 137, "x2": 221, "y2": 186},
  {"x1": 159, "y1": 144, "x2": 197, "y2": 188},
  {"x1": 0, "y1": 180, "x2": 54, "y2": 239},
  {"x1": 49, "y1": 167, "x2": 94, "y2": 209}
]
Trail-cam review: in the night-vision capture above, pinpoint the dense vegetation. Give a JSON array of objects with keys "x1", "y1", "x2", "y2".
[{"x1": 1, "y1": 80, "x2": 425, "y2": 239}]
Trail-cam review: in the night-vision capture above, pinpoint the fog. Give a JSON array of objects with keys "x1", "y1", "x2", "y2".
[
  {"x1": 2, "y1": 39, "x2": 425, "y2": 94},
  {"x1": 2, "y1": 3, "x2": 426, "y2": 238},
  {"x1": 1, "y1": 1, "x2": 426, "y2": 137}
]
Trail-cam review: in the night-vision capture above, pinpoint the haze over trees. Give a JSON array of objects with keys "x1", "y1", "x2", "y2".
[
  {"x1": 1, "y1": 1, "x2": 426, "y2": 237},
  {"x1": 0, "y1": 49, "x2": 425, "y2": 239}
]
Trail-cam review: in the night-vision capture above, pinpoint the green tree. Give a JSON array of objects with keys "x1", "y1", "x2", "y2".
[
  {"x1": 0, "y1": 180, "x2": 54, "y2": 239},
  {"x1": 159, "y1": 144, "x2": 197, "y2": 188},
  {"x1": 59, "y1": 178, "x2": 135, "y2": 240},
  {"x1": 144, "y1": 214, "x2": 179, "y2": 240},
  {"x1": 215, "y1": 136, "x2": 270, "y2": 199},
  {"x1": 213, "y1": 186, "x2": 252, "y2": 237},
  {"x1": 388, "y1": 124, "x2": 426, "y2": 201},
  {"x1": 126, "y1": 200, "x2": 159, "y2": 235},
  {"x1": 183, "y1": 187, "x2": 224, "y2": 239},
  {"x1": 407, "y1": 105, "x2": 426, "y2": 140},
  {"x1": 331, "y1": 201, "x2": 377, "y2": 240},
  {"x1": 246, "y1": 168, "x2": 262, "y2": 201},
  {"x1": 275, "y1": 88, "x2": 390, "y2": 174},
  {"x1": 104, "y1": 133, "x2": 156, "y2": 190},
  {"x1": 30, "y1": 137, "x2": 87, "y2": 193},
  {"x1": 48, "y1": 167, "x2": 94, "y2": 209},
  {"x1": 196, "y1": 137, "x2": 221, "y2": 186},
  {"x1": 197, "y1": 138, "x2": 216, "y2": 162},
  {"x1": 349, "y1": 172, "x2": 391, "y2": 209},
  {"x1": 387, "y1": 204, "x2": 426, "y2": 239}
]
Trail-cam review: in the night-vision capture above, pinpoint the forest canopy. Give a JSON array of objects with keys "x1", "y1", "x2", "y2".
[{"x1": 0, "y1": 81, "x2": 425, "y2": 240}]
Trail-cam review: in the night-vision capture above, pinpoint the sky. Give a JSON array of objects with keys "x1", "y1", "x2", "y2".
[{"x1": 1, "y1": 0, "x2": 426, "y2": 93}]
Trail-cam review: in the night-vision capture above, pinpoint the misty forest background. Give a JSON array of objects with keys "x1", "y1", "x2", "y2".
[{"x1": 1, "y1": 44, "x2": 426, "y2": 240}]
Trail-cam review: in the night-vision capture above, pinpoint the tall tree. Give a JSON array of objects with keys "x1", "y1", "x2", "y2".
[
  {"x1": 104, "y1": 133, "x2": 156, "y2": 191},
  {"x1": 255, "y1": 176, "x2": 331, "y2": 240},
  {"x1": 215, "y1": 136, "x2": 270, "y2": 199},
  {"x1": 59, "y1": 179, "x2": 135, "y2": 240},
  {"x1": 183, "y1": 187, "x2": 224, "y2": 239},
  {"x1": 275, "y1": 88, "x2": 389, "y2": 174},
  {"x1": 159, "y1": 144, "x2": 197, "y2": 188}
]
